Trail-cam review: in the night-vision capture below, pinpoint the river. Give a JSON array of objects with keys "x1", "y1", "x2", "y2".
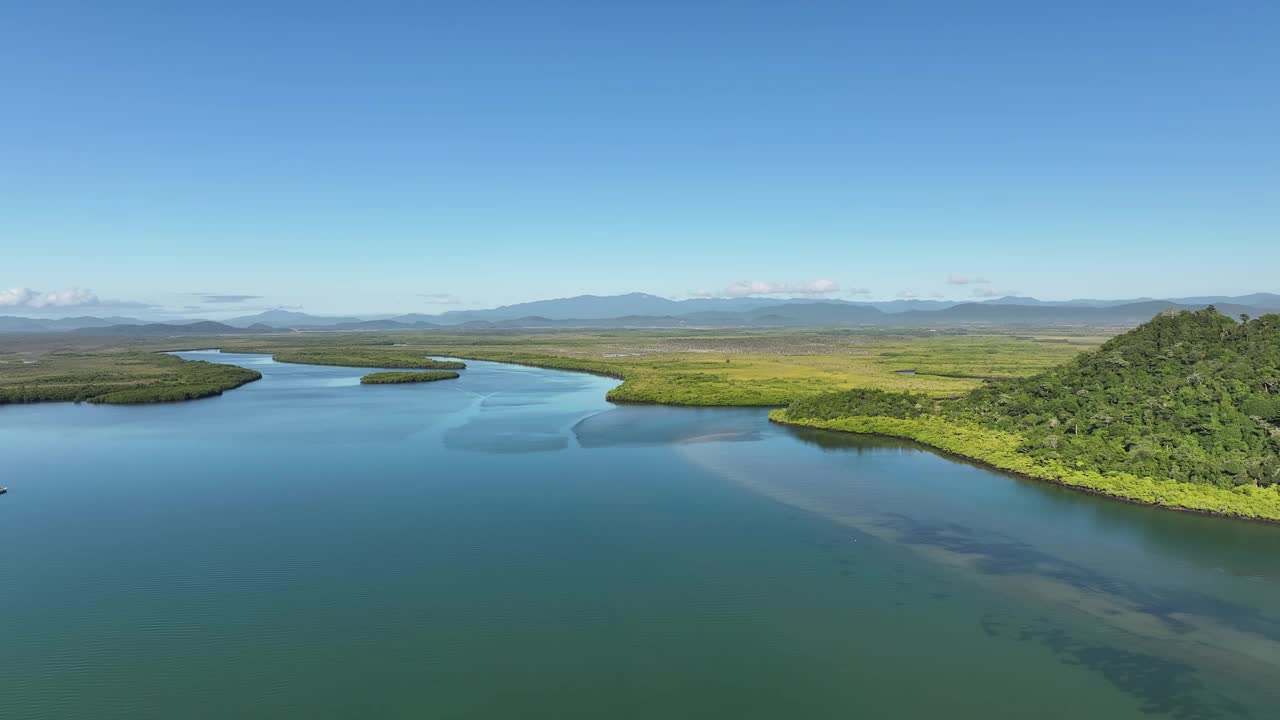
[{"x1": 1, "y1": 352, "x2": 1277, "y2": 718}]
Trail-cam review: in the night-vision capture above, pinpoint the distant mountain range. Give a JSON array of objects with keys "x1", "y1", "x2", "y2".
[
  {"x1": 2, "y1": 292, "x2": 1278, "y2": 334},
  {"x1": 0, "y1": 315, "x2": 148, "y2": 332},
  {"x1": 63, "y1": 321, "x2": 279, "y2": 336},
  {"x1": 222, "y1": 309, "x2": 365, "y2": 328}
]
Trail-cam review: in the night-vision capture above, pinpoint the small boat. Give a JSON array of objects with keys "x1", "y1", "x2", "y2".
[{"x1": 0, "y1": 487, "x2": 7, "y2": 495}]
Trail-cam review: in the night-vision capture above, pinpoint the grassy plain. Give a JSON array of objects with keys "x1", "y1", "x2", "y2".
[
  {"x1": 1, "y1": 328, "x2": 1097, "y2": 407},
  {"x1": 215, "y1": 329, "x2": 1097, "y2": 406}
]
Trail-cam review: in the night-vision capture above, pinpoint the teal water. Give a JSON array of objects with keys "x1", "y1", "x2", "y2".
[{"x1": 1, "y1": 353, "x2": 1278, "y2": 719}]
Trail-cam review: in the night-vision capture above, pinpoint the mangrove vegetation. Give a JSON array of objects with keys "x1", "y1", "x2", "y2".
[
  {"x1": 360, "y1": 371, "x2": 460, "y2": 384},
  {"x1": 0, "y1": 353, "x2": 261, "y2": 405},
  {"x1": 269, "y1": 348, "x2": 466, "y2": 370},
  {"x1": 776, "y1": 309, "x2": 1280, "y2": 520}
]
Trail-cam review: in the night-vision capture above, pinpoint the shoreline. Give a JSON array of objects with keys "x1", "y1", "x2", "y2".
[
  {"x1": 417, "y1": 353, "x2": 790, "y2": 407},
  {"x1": 23, "y1": 347, "x2": 1277, "y2": 524},
  {"x1": 768, "y1": 409, "x2": 1280, "y2": 524},
  {"x1": 267, "y1": 347, "x2": 1280, "y2": 525},
  {"x1": 230, "y1": 350, "x2": 789, "y2": 409}
]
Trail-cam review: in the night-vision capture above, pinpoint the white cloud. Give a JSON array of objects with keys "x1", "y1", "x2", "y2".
[
  {"x1": 700, "y1": 279, "x2": 842, "y2": 298},
  {"x1": 418, "y1": 292, "x2": 462, "y2": 305},
  {"x1": 0, "y1": 286, "x2": 154, "y2": 314},
  {"x1": 0, "y1": 288, "x2": 34, "y2": 306},
  {"x1": 972, "y1": 287, "x2": 1019, "y2": 298},
  {"x1": 945, "y1": 274, "x2": 992, "y2": 286},
  {"x1": 0, "y1": 287, "x2": 100, "y2": 308},
  {"x1": 897, "y1": 290, "x2": 918, "y2": 299},
  {"x1": 193, "y1": 293, "x2": 264, "y2": 304}
]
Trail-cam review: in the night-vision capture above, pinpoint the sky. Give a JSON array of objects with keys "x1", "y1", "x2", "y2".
[{"x1": 2, "y1": 1, "x2": 1277, "y2": 319}]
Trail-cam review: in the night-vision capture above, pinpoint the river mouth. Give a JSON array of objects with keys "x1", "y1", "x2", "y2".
[{"x1": 2, "y1": 353, "x2": 1277, "y2": 719}]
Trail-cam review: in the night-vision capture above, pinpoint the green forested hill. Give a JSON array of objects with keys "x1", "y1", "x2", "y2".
[
  {"x1": 779, "y1": 309, "x2": 1280, "y2": 518},
  {"x1": 962, "y1": 309, "x2": 1280, "y2": 487}
]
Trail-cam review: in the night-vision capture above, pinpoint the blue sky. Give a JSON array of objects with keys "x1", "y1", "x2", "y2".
[{"x1": 3, "y1": 1, "x2": 1277, "y2": 318}]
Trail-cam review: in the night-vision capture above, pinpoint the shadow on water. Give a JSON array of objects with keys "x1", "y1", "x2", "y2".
[
  {"x1": 680, "y1": 418, "x2": 1280, "y2": 713},
  {"x1": 784, "y1": 424, "x2": 932, "y2": 454},
  {"x1": 443, "y1": 427, "x2": 570, "y2": 453},
  {"x1": 882, "y1": 512, "x2": 1280, "y2": 644},
  {"x1": 573, "y1": 405, "x2": 764, "y2": 447},
  {"x1": 783, "y1": 424, "x2": 1280, "y2": 579},
  {"x1": 980, "y1": 616, "x2": 1252, "y2": 720}
]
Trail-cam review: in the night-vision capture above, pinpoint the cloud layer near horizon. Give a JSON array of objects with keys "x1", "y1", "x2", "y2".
[
  {"x1": 945, "y1": 274, "x2": 991, "y2": 285},
  {"x1": 0, "y1": 286, "x2": 156, "y2": 314},
  {"x1": 971, "y1": 287, "x2": 1020, "y2": 297},
  {"x1": 194, "y1": 293, "x2": 264, "y2": 304},
  {"x1": 417, "y1": 292, "x2": 462, "y2": 305},
  {"x1": 695, "y1": 279, "x2": 848, "y2": 298}
]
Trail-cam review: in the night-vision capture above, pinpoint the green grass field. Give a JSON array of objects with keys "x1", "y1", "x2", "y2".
[
  {"x1": 449, "y1": 332, "x2": 1092, "y2": 405},
  {"x1": 221, "y1": 329, "x2": 1095, "y2": 406}
]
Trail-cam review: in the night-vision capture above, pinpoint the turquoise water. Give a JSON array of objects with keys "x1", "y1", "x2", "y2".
[{"x1": 1, "y1": 353, "x2": 1278, "y2": 718}]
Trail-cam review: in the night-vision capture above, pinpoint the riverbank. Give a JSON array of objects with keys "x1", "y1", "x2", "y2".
[
  {"x1": 768, "y1": 409, "x2": 1280, "y2": 523},
  {"x1": 449, "y1": 354, "x2": 789, "y2": 406},
  {"x1": 6, "y1": 339, "x2": 1277, "y2": 523},
  {"x1": 270, "y1": 350, "x2": 465, "y2": 370},
  {"x1": 1, "y1": 329, "x2": 1099, "y2": 409},
  {"x1": 210, "y1": 331, "x2": 1082, "y2": 406}
]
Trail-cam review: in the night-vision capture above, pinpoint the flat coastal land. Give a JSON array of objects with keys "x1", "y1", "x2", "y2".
[{"x1": 6, "y1": 322, "x2": 1278, "y2": 521}]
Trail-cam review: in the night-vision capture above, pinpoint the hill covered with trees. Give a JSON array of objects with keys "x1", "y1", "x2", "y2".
[{"x1": 775, "y1": 309, "x2": 1280, "y2": 520}]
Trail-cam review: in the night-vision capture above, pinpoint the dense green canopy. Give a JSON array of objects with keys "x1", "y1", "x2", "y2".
[
  {"x1": 787, "y1": 309, "x2": 1280, "y2": 489},
  {"x1": 359, "y1": 371, "x2": 460, "y2": 384},
  {"x1": 0, "y1": 355, "x2": 261, "y2": 405}
]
